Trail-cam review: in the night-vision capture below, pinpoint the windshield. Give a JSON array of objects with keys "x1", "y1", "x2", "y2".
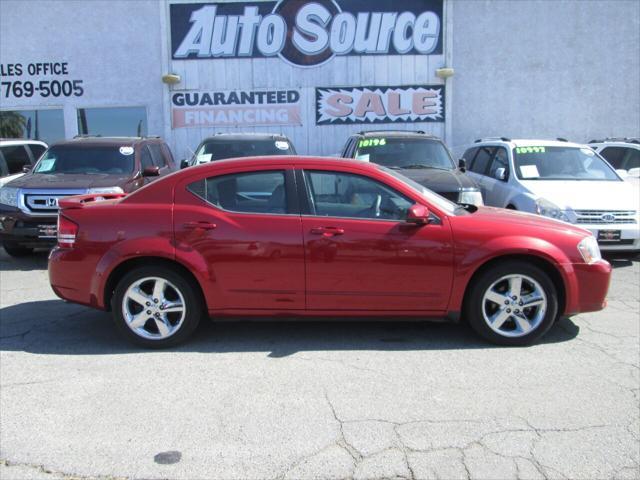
[
  {"x1": 193, "y1": 139, "x2": 293, "y2": 163},
  {"x1": 33, "y1": 145, "x2": 136, "y2": 174},
  {"x1": 513, "y1": 146, "x2": 620, "y2": 181},
  {"x1": 354, "y1": 138, "x2": 455, "y2": 170},
  {"x1": 379, "y1": 166, "x2": 461, "y2": 216}
]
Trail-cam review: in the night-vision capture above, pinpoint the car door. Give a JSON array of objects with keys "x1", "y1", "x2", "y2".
[
  {"x1": 467, "y1": 146, "x2": 496, "y2": 205},
  {"x1": 482, "y1": 146, "x2": 511, "y2": 207},
  {"x1": 173, "y1": 166, "x2": 305, "y2": 310},
  {"x1": 298, "y1": 168, "x2": 454, "y2": 312}
]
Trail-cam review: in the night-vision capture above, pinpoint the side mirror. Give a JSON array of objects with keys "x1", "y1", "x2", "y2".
[
  {"x1": 142, "y1": 166, "x2": 160, "y2": 177},
  {"x1": 615, "y1": 169, "x2": 629, "y2": 178},
  {"x1": 458, "y1": 158, "x2": 467, "y2": 171},
  {"x1": 494, "y1": 167, "x2": 507, "y2": 181},
  {"x1": 22, "y1": 164, "x2": 33, "y2": 173},
  {"x1": 406, "y1": 204, "x2": 430, "y2": 225},
  {"x1": 180, "y1": 159, "x2": 189, "y2": 169}
]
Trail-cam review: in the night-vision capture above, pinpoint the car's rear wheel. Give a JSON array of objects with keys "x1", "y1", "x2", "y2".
[
  {"x1": 112, "y1": 266, "x2": 203, "y2": 348},
  {"x1": 464, "y1": 261, "x2": 558, "y2": 346},
  {"x1": 2, "y1": 241, "x2": 34, "y2": 257}
]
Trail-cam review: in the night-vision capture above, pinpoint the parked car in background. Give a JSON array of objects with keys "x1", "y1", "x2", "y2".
[
  {"x1": 589, "y1": 138, "x2": 640, "y2": 184},
  {"x1": 0, "y1": 136, "x2": 176, "y2": 256},
  {"x1": 461, "y1": 138, "x2": 640, "y2": 251},
  {"x1": 341, "y1": 131, "x2": 483, "y2": 206},
  {"x1": 0, "y1": 139, "x2": 48, "y2": 187},
  {"x1": 49, "y1": 156, "x2": 611, "y2": 348},
  {"x1": 181, "y1": 133, "x2": 296, "y2": 168}
]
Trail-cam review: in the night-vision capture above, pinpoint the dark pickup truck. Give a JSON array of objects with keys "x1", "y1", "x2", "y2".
[
  {"x1": 341, "y1": 131, "x2": 484, "y2": 206},
  {"x1": 0, "y1": 136, "x2": 176, "y2": 256}
]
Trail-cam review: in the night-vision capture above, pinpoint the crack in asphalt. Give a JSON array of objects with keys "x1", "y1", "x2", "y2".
[{"x1": 0, "y1": 459, "x2": 128, "y2": 480}]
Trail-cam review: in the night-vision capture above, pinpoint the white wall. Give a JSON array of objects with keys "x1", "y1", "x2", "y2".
[{"x1": 450, "y1": 0, "x2": 640, "y2": 150}]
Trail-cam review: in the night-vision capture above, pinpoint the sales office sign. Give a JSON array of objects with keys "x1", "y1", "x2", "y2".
[{"x1": 170, "y1": 0, "x2": 443, "y2": 67}]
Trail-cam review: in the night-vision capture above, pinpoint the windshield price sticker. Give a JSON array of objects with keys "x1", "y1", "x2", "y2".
[
  {"x1": 516, "y1": 147, "x2": 546, "y2": 154},
  {"x1": 359, "y1": 138, "x2": 387, "y2": 148},
  {"x1": 275, "y1": 141, "x2": 290, "y2": 150},
  {"x1": 119, "y1": 146, "x2": 134, "y2": 156}
]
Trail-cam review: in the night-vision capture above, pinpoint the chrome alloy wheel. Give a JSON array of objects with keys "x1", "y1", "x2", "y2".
[
  {"x1": 481, "y1": 274, "x2": 547, "y2": 338},
  {"x1": 122, "y1": 277, "x2": 186, "y2": 340}
]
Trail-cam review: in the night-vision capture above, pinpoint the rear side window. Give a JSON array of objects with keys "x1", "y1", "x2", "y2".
[
  {"x1": 600, "y1": 147, "x2": 640, "y2": 170},
  {"x1": 0, "y1": 145, "x2": 31, "y2": 174},
  {"x1": 462, "y1": 148, "x2": 477, "y2": 163},
  {"x1": 470, "y1": 147, "x2": 494, "y2": 175},
  {"x1": 28, "y1": 144, "x2": 47, "y2": 160},
  {"x1": 188, "y1": 170, "x2": 288, "y2": 214}
]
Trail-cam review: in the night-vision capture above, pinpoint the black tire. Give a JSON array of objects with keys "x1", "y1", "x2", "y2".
[
  {"x1": 2, "y1": 241, "x2": 34, "y2": 257},
  {"x1": 111, "y1": 265, "x2": 203, "y2": 348},
  {"x1": 464, "y1": 260, "x2": 558, "y2": 346}
]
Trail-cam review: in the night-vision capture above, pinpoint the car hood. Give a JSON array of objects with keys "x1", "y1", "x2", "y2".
[
  {"x1": 6, "y1": 173, "x2": 132, "y2": 190},
  {"x1": 398, "y1": 168, "x2": 478, "y2": 192},
  {"x1": 470, "y1": 206, "x2": 590, "y2": 236},
  {"x1": 0, "y1": 173, "x2": 24, "y2": 188},
  {"x1": 521, "y1": 180, "x2": 639, "y2": 210}
]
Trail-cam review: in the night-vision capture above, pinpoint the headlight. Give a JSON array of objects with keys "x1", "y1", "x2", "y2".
[
  {"x1": 535, "y1": 198, "x2": 571, "y2": 222},
  {"x1": 458, "y1": 189, "x2": 484, "y2": 206},
  {"x1": 578, "y1": 236, "x2": 602, "y2": 264},
  {"x1": 87, "y1": 187, "x2": 124, "y2": 194},
  {"x1": 0, "y1": 187, "x2": 19, "y2": 207}
]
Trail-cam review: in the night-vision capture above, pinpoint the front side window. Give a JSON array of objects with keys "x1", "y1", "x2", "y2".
[
  {"x1": 488, "y1": 147, "x2": 509, "y2": 179},
  {"x1": 354, "y1": 138, "x2": 455, "y2": 171},
  {"x1": 514, "y1": 146, "x2": 620, "y2": 181},
  {"x1": 0, "y1": 145, "x2": 31, "y2": 174},
  {"x1": 600, "y1": 147, "x2": 640, "y2": 170},
  {"x1": 33, "y1": 146, "x2": 136, "y2": 174},
  {"x1": 469, "y1": 147, "x2": 494, "y2": 175},
  {"x1": 188, "y1": 170, "x2": 288, "y2": 214},
  {"x1": 77, "y1": 107, "x2": 147, "y2": 137},
  {"x1": 305, "y1": 170, "x2": 412, "y2": 221},
  {"x1": 0, "y1": 109, "x2": 65, "y2": 144}
]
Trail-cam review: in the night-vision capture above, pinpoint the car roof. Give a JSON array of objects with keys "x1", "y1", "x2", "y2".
[
  {"x1": 200, "y1": 133, "x2": 291, "y2": 142},
  {"x1": 0, "y1": 139, "x2": 48, "y2": 147},
  {"x1": 182, "y1": 155, "x2": 379, "y2": 173},
  {"x1": 356, "y1": 130, "x2": 441, "y2": 139},
  {"x1": 472, "y1": 138, "x2": 587, "y2": 149},
  {"x1": 52, "y1": 136, "x2": 162, "y2": 147}
]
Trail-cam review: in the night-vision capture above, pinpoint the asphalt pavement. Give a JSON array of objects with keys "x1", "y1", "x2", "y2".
[{"x1": 0, "y1": 249, "x2": 638, "y2": 480}]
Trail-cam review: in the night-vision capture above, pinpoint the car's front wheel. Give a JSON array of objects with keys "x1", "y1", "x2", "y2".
[
  {"x1": 112, "y1": 266, "x2": 203, "y2": 348},
  {"x1": 465, "y1": 261, "x2": 558, "y2": 346}
]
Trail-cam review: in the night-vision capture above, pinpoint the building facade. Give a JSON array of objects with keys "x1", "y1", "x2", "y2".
[{"x1": 1, "y1": 0, "x2": 638, "y2": 160}]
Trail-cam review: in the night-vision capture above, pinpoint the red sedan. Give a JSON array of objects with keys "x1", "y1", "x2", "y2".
[{"x1": 48, "y1": 157, "x2": 611, "y2": 347}]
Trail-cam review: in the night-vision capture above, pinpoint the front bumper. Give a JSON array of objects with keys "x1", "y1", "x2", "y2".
[
  {"x1": 0, "y1": 206, "x2": 57, "y2": 247},
  {"x1": 564, "y1": 260, "x2": 612, "y2": 315},
  {"x1": 581, "y1": 223, "x2": 640, "y2": 251}
]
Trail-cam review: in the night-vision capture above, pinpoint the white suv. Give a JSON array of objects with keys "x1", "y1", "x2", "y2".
[
  {"x1": 588, "y1": 138, "x2": 639, "y2": 185},
  {"x1": 0, "y1": 139, "x2": 48, "y2": 187},
  {"x1": 461, "y1": 138, "x2": 640, "y2": 252}
]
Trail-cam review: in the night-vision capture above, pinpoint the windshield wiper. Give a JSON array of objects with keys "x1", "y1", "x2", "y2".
[{"x1": 399, "y1": 164, "x2": 449, "y2": 170}]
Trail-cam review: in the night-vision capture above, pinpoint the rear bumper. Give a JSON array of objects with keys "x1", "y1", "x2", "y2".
[
  {"x1": 48, "y1": 246, "x2": 102, "y2": 309},
  {"x1": 564, "y1": 260, "x2": 612, "y2": 315},
  {"x1": 0, "y1": 207, "x2": 57, "y2": 247}
]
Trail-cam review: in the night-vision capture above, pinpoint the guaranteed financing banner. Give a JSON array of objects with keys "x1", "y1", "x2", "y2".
[
  {"x1": 171, "y1": 89, "x2": 302, "y2": 128},
  {"x1": 316, "y1": 85, "x2": 445, "y2": 125}
]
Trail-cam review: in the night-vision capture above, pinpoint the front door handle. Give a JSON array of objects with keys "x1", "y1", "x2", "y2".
[
  {"x1": 310, "y1": 226, "x2": 345, "y2": 237},
  {"x1": 183, "y1": 221, "x2": 217, "y2": 230}
]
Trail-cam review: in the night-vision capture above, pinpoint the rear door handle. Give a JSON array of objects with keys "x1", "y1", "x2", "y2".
[
  {"x1": 183, "y1": 221, "x2": 217, "y2": 230},
  {"x1": 310, "y1": 226, "x2": 345, "y2": 237}
]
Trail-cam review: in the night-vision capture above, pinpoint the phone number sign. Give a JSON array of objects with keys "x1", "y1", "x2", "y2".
[{"x1": 0, "y1": 62, "x2": 85, "y2": 99}]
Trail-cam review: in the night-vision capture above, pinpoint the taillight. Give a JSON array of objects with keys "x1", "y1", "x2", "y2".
[{"x1": 57, "y1": 215, "x2": 78, "y2": 248}]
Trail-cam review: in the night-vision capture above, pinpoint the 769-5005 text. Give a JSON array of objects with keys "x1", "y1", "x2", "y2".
[{"x1": 1, "y1": 80, "x2": 84, "y2": 98}]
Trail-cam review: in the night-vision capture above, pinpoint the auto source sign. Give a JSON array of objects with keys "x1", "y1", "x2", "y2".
[
  {"x1": 316, "y1": 85, "x2": 444, "y2": 125},
  {"x1": 170, "y1": 0, "x2": 443, "y2": 67}
]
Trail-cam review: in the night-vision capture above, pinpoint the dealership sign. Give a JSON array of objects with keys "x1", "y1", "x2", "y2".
[
  {"x1": 170, "y1": 0, "x2": 443, "y2": 67},
  {"x1": 171, "y1": 89, "x2": 302, "y2": 128},
  {"x1": 316, "y1": 85, "x2": 444, "y2": 125}
]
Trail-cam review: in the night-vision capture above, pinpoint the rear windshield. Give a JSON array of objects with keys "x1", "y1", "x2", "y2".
[
  {"x1": 193, "y1": 139, "x2": 294, "y2": 163},
  {"x1": 34, "y1": 145, "x2": 136, "y2": 174},
  {"x1": 513, "y1": 146, "x2": 620, "y2": 181},
  {"x1": 354, "y1": 138, "x2": 455, "y2": 170}
]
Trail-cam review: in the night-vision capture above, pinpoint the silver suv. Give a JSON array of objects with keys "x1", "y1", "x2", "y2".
[{"x1": 461, "y1": 138, "x2": 640, "y2": 252}]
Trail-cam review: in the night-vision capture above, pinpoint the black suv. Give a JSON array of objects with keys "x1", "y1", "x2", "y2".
[
  {"x1": 181, "y1": 133, "x2": 296, "y2": 168},
  {"x1": 341, "y1": 131, "x2": 483, "y2": 206},
  {"x1": 0, "y1": 136, "x2": 176, "y2": 256}
]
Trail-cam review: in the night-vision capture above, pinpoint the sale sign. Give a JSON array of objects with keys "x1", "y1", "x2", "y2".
[{"x1": 315, "y1": 85, "x2": 445, "y2": 125}]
